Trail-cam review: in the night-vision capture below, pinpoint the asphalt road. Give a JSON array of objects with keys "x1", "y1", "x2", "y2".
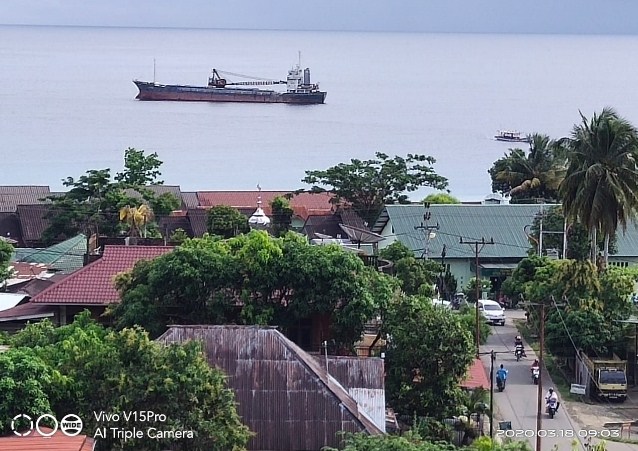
[{"x1": 479, "y1": 310, "x2": 638, "y2": 451}]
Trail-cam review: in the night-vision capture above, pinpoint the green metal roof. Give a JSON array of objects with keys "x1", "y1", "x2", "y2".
[
  {"x1": 12, "y1": 234, "x2": 86, "y2": 273},
  {"x1": 377, "y1": 204, "x2": 559, "y2": 259},
  {"x1": 376, "y1": 204, "x2": 638, "y2": 260}
]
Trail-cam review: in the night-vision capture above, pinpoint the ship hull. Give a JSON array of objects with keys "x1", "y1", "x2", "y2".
[{"x1": 134, "y1": 81, "x2": 326, "y2": 104}]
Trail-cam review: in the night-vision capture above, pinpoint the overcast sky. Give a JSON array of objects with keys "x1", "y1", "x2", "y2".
[{"x1": 1, "y1": 0, "x2": 638, "y2": 34}]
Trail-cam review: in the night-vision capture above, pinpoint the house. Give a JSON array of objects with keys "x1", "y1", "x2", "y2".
[
  {"x1": 0, "y1": 245, "x2": 173, "y2": 330},
  {"x1": 372, "y1": 204, "x2": 558, "y2": 296},
  {"x1": 372, "y1": 203, "x2": 638, "y2": 298},
  {"x1": 0, "y1": 427, "x2": 96, "y2": 451},
  {"x1": 158, "y1": 325, "x2": 384, "y2": 451}
]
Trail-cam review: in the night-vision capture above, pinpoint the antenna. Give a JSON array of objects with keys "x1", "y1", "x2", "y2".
[{"x1": 153, "y1": 58, "x2": 156, "y2": 84}]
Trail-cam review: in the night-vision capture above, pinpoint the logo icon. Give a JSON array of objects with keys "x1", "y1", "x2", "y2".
[
  {"x1": 10, "y1": 413, "x2": 83, "y2": 437},
  {"x1": 60, "y1": 414, "x2": 83, "y2": 436},
  {"x1": 11, "y1": 414, "x2": 33, "y2": 437}
]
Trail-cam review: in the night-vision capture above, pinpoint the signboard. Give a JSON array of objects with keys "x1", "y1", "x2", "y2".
[{"x1": 570, "y1": 384, "x2": 587, "y2": 395}]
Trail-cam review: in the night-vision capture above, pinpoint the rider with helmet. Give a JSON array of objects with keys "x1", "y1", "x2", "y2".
[{"x1": 515, "y1": 335, "x2": 527, "y2": 357}]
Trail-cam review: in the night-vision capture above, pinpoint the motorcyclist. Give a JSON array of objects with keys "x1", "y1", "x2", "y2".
[
  {"x1": 496, "y1": 364, "x2": 508, "y2": 387},
  {"x1": 545, "y1": 387, "x2": 559, "y2": 411},
  {"x1": 514, "y1": 335, "x2": 527, "y2": 357},
  {"x1": 531, "y1": 359, "x2": 539, "y2": 370}
]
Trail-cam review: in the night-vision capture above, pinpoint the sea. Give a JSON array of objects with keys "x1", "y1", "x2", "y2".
[{"x1": 2, "y1": 25, "x2": 638, "y2": 201}]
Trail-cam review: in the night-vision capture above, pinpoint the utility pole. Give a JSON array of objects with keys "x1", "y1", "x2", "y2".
[
  {"x1": 490, "y1": 350, "x2": 495, "y2": 438},
  {"x1": 415, "y1": 203, "x2": 440, "y2": 260},
  {"x1": 522, "y1": 297, "x2": 565, "y2": 451},
  {"x1": 460, "y1": 237, "x2": 495, "y2": 356}
]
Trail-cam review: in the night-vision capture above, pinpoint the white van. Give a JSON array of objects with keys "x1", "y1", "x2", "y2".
[{"x1": 478, "y1": 299, "x2": 505, "y2": 326}]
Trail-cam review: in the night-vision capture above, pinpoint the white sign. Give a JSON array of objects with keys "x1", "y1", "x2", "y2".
[{"x1": 570, "y1": 384, "x2": 587, "y2": 395}]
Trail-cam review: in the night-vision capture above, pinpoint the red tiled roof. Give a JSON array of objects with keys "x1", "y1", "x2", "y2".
[
  {"x1": 460, "y1": 358, "x2": 490, "y2": 390},
  {"x1": 196, "y1": 191, "x2": 335, "y2": 219},
  {"x1": 31, "y1": 245, "x2": 174, "y2": 305},
  {"x1": 0, "y1": 427, "x2": 95, "y2": 451}
]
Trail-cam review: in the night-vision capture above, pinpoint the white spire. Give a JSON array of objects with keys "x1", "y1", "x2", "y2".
[{"x1": 249, "y1": 184, "x2": 271, "y2": 228}]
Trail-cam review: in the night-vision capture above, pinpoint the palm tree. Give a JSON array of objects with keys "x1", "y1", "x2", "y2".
[
  {"x1": 559, "y1": 108, "x2": 638, "y2": 264},
  {"x1": 119, "y1": 204, "x2": 154, "y2": 238},
  {"x1": 491, "y1": 133, "x2": 566, "y2": 203}
]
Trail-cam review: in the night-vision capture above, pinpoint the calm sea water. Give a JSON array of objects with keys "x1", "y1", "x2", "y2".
[{"x1": 2, "y1": 25, "x2": 638, "y2": 201}]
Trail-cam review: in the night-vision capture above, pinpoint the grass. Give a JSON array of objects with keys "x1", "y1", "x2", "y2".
[{"x1": 514, "y1": 319, "x2": 580, "y2": 402}]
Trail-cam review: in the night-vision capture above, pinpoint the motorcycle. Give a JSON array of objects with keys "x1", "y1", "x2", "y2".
[
  {"x1": 531, "y1": 367, "x2": 540, "y2": 385},
  {"x1": 546, "y1": 398, "x2": 558, "y2": 419},
  {"x1": 515, "y1": 345, "x2": 524, "y2": 361},
  {"x1": 496, "y1": 376, "x2": 506, "y2": 392}
]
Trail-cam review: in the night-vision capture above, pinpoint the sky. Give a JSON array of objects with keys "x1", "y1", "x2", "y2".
[{"x1": 2, "y1": 0, "x2": 638, "y2": 34}]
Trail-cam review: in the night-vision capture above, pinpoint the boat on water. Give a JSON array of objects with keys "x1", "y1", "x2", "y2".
[
  {"x1": 494, "y1": 130, "x2": 532, "y2": 143},
  {"x1": 133, "y1": 63, "x2": 326, "y2": 105}
]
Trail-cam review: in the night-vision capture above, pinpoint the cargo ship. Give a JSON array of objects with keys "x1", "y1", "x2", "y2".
[{"x1": 133, "y1": 63, "x2": 326, "y2": 105}]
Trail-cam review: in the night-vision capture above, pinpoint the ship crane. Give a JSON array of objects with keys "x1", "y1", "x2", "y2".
[{"x1": 208, "y1": 69, "x2": 285, "y2": 88}]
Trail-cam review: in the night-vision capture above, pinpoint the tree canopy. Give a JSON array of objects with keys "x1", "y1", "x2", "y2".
[
  {"x1": 559, "y1": 107, "x2": 638, "y2": 263},
  {"x1": 488, "y1": 133, "x2": 565, "y2": 203},
  {"x1": 423, "y1": 192, "x2": 460, "y2": 204},
  {"x1": 111, "y1": 232, "x2": 397, "y2": 350},
  {"x1": 301, "y1": 152, "x2": 448, "y2": 226},
  {"x1": 2, "y1": 311, "x2": 250, "y2": 451},
  {"x1": 383, "y1": 295, "x2": 474, "y2": 419},
  {"x1": 0, "y1": 239, "x2": 13, "y2": 284},
  {"x1": 41, "y1": 148, "x2": 179, "y2": 244},
  {"x1": 207, "y1": 205, "x2": 250, "y2": 238}
]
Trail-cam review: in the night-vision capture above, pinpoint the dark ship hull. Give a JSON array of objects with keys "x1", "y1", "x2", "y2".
[{"x1": 134, "y1": 81, "x2": 326, "y2": 105}]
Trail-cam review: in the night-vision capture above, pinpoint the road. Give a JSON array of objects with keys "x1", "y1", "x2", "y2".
[{"x1": 479, "y1": 310, "x2": 638, "y2": 451}]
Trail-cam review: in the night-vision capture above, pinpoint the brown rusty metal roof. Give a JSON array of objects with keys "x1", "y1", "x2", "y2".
[{"x1": 158, "y1": 325, "x2": 384, "y2": 450}]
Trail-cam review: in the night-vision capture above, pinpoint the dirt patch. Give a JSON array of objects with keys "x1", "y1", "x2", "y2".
[{"x1": 564, "y1": 395, "x2": 638, "y2": 442}]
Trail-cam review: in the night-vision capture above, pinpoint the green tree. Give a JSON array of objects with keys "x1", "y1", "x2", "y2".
[
  {"x1": 7, "y1": 312, "x2": 251, "y2": 451},
  {"x1": 270, "y1": 196, "x2": 294, "y2": 237},
  {"x1": 488, "y1": 134, "x2": 565, "y2": 203},
  {"x1": 559, "y1": 108, "x2": 638, "y2": 264},
  {"x1": 114, "y1": 147, "x2": 164, "y2": 186},
  {"x1": 207, "y1": 205, "x2": 250, "y2": 238},
  {"x1": 379, "y1": 241, "x2": 414, "y2": 262},
  {"x1": 42, "y1": 168, "x2": 133, "y2": 244},
  {"x1": 0, "y1": 239, "x2": 13, "y2": 284},
  {"x1": 384, "y1": 296, "x2": 474, "y2": 419},
  {"x1": 112, "y1": 232, "x2": 397, "y2": 350},
  {"x1": 423, "y1": 192, "x2": 460, "y2": 204},
  {"x1": 41, "y1": 148, "x2": 171, "y2": 244},
  {"x1": 301, "y1": 152, "x2": 448, "y2": 226},
  {"x1": 0, "y1": 348, "x2": 61, "y2": 435}
]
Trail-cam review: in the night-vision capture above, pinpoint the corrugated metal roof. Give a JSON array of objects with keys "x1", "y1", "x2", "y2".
[
  {"x1": 14, "y1": 234, "x2": 86, "y2": 273},
  {"x1": 158, "y1": 325, "x2": 383, "y2": 450},
  {"x1": 181, "y1": 191, "x2": 200, "y2": 209},
  {"x1": 0, "y1": 185, "x2": 50, "y2": 194},
  {"x1": 377, "y1": 204, "x2": 558, "y2": 259},
  {"x1": 16, "y1": 204, "x2": 52, "y2": 243},
  {"x1": 378, "y1": 204, "x2": 638, "y2": 259},
  {"x1": 1, "y1": 194, "x2": 51, "y2": 213}
]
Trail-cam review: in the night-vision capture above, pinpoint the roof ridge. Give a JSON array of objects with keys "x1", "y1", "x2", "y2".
[{"x1": 271, "y1": 329, "x2": 383, "y2": 435}]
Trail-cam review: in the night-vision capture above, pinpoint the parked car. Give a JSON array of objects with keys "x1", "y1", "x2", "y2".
[
  {"x1": 478, "y1": 299, "x2": 505, "y2": 326},
  {"x1": 432, "y1": 298, "x2": 452, "y2": 309}
]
